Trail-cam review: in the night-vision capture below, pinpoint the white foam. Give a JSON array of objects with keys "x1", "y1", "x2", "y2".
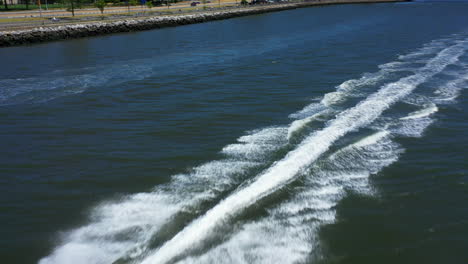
[
  {"x1": 290, "y1": 48, "x2": 424, "y2": 124},
  {"x1": 403, "y1": 93, "x2": 432, "y2": 106},
  {"x1": 397, "y1": 37, "x2": 454, "y2": 61},
  {"x1": 289, "y1": 70, "x2": 393, "y2": 119},
  {"x1": 140, "y1": 39, "x2": 466, "y2": 264},
  {"x1": 176, "y1": 122, "x2": 402, "y2": 264},
  {"x1": 400, "y1": 103, "x2": 438, "y2": 120},
  {"x1": 287, "y1": 109, "x2": 332, "y2": 140},
  {"x1": 39, "y1": 127, "x2": 287, "y2": 264},
  {"x1": 321, "y1": 91, "x2": 346, "y2": 106},
  {"x1": 222, "y1": 127, "x2": 287, "y2": 160},
  {"x1": 0, "y1": 62, "x2": 159, "y2": 105},
  {"x1": 335, "y1": 71, "x2": 393, "y2": 95},
  {"x1": 378, "y1": 61, "x2": 409, "y2": 70},
  {"x1": 288, "y1": 102, "x2": 324, "y2": 119},
  {"x1": 288, "y1": 63, "x2": 401, "y2": 139},
  {"x1": 387, "y1": 102, "x2": 440, "y2": 138},
  {"x1": 177, "y1": 218, "x2": 319, "y2": 264},
  {"x1": 352, "y1": 130, "x2": 390, "y2": 148},
  {"x1": 391, "y1": 116, "x2": 434, "y2": 138},
  {"x1": 39, "y1": 192, "x2": 186, "y2": 264},
  {"x1": 433, "y1": 73, "x2": 468, "y2": 104}
]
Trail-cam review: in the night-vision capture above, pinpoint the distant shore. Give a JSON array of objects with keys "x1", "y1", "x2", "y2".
[{"x1": 0, "y1": 0, "x2": 408, "y2": 47}]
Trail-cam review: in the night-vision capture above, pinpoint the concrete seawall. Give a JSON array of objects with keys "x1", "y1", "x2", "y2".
[{"x1": 0, "y1": 0, "x2": 407, "y2": 47}]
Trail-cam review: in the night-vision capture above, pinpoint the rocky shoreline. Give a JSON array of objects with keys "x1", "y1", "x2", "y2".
[{"x1": 0, "y1": 0, "x2": 406, "y2": 47}]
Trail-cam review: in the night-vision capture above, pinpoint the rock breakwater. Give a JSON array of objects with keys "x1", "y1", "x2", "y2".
[{"x1": 0, "y1": 0, "x2": 406, "y2": 47}]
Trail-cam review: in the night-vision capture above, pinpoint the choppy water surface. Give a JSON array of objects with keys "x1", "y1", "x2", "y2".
[{"x1": 1, "y1": 1, "x2": 468, "y2": 264}]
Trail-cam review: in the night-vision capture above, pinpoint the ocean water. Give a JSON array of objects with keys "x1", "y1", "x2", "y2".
[{"x1": 1, "y1": 1, "x2": 467, "y2": 263}]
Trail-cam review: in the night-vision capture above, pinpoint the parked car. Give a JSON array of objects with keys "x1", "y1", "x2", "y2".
[
  {"x1": 191, "y1": 1, "x2": 197, "y2": 5},
  {"x1": 250, "y1": 0, "x2": 267, "y2": 4},
  {"x1": 151, "y1": 0, "x2": 164, "y2": 6}
]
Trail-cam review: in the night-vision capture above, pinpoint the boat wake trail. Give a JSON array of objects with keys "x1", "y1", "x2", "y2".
[
  {"x1": 39, "y1": 35, "x2": 468, "y2": 264},
  {"x1": 140, "y1": 38, "x2": 467, "y2": 263}
]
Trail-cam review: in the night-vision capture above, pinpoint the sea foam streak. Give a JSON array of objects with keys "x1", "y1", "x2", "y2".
[
  {"x1": 39, "y1": 36, "x2": 466, "y2": 264},
  {"x1": 433, "y1": 73, "x2": 468, "y2": 103},
  {"x1": 179, "y1": 131, "x2": 401, "y2": 264},
  {"x1": 287, "y1": 67, "x2": 396, "y2": 137},
  {"x1": 400, "y1": 103, "x2": 438, "y2": 120},
  {"x1": 285, "y1": 39, "x2": 454, "y2": 133},
  {"x1": 140, "y1": 40, "x2": 466, "y2": 264},
  {"x1": 39, "y1": 127, "x2": 287, "y2": 264},
  {"x1": 288, "y1": 70, "x2": 392, "y2": 119},
  {"x1": 211, "y1": 59, "x2": 468, "y2": 263}
]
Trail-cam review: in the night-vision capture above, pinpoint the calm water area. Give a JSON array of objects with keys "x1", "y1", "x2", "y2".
[{"x1": 1, "y1": 1, "x2": 467, "y2": 263}]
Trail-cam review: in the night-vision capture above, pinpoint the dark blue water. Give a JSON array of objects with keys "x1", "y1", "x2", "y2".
[{"x1": 1, "y1": 1, "x2": 467, "y2": 263}]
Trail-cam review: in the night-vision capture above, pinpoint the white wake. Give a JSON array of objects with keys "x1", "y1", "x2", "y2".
[
  {"x1": 140, "y1": 39, "x2": 466, "y2": 264},
  {"x1": 39, "y1": 35, "x2": 467, "y2": 264}
]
